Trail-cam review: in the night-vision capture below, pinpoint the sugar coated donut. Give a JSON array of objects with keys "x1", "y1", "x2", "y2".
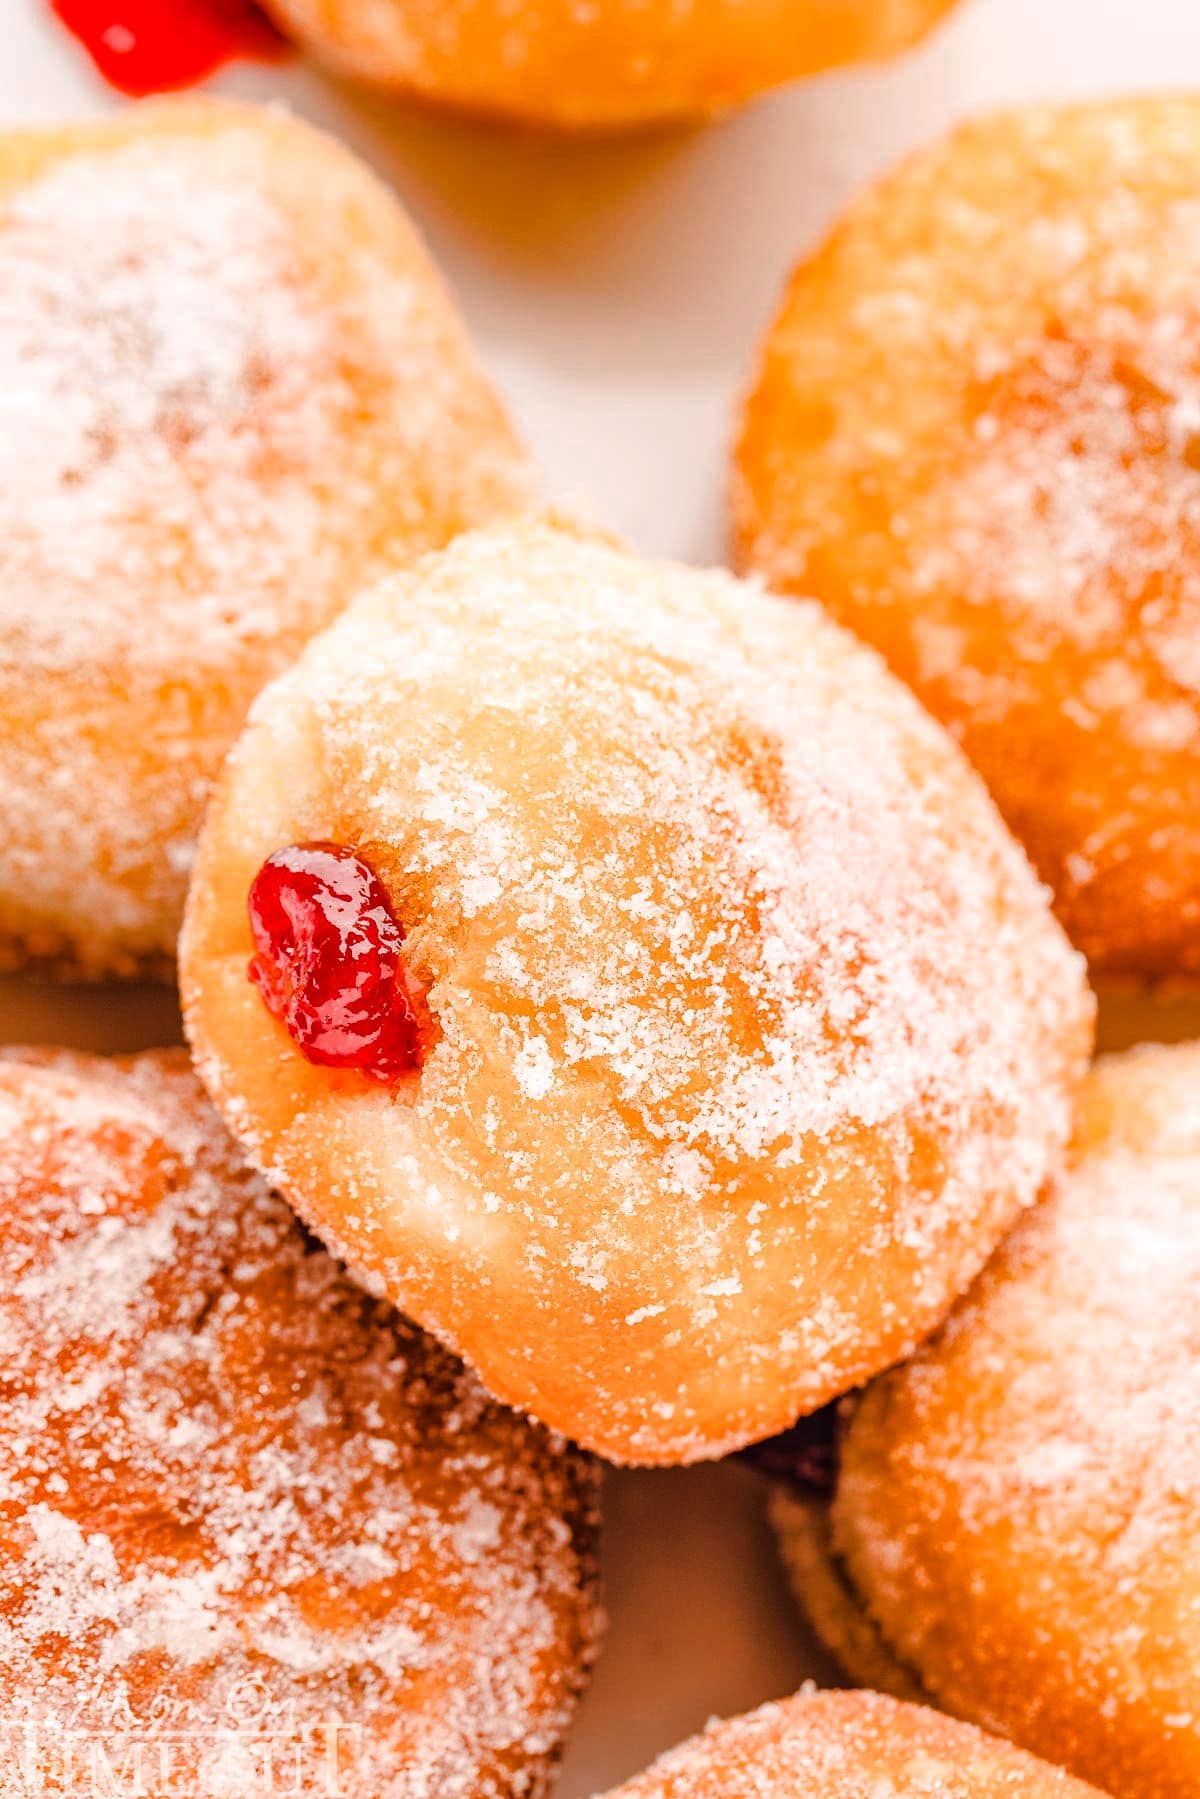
[
  {"x1": 180, "y1": 518, "x2": 1093, "y2": 1466},
  {"x1": 259, "y1": 0, "x2": 960, "y2": 130},
  {"x1": 775, "y1": 1041, "x2": 1200, "y2": 1799},
  {"x1": 0, "y1": 1047, "x2": 599, "y2": 1797},
  {"x1": 735, "y1": 98, "x2": 1200, "y2": 980},
  {"x1": 770, "y1": 1488, "x2": 927, "y2": 1707},
  {"x1": 594, "y1": 1688, "x2": 1108, "y2": 1797},
  {"x1": 0, "y1": 98, "x2": 529, "y2": 980}
]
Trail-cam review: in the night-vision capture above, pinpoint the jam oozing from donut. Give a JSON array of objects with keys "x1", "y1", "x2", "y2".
[
  {"x1": 248, "y1": 844, "x2": 429, "y2": 1083},
  {"x1": 738, "y1": 1404, "x2": 842, "y2": 1499},
  {"x1": 50, "y1": 0, "x2": 286, "y2": 97}
]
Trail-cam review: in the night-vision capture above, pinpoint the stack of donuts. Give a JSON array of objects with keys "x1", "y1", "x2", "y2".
[{"x1": 2, "y1": 11, "x2": 1199, "y2": 1794}]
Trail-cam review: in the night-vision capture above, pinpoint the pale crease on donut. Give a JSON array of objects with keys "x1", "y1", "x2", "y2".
[
  {"x1": 0, "y1": 1048, "x2": 599, "y2": 1799},
  {"x1": 259, "y1": 0, "x2": 963, "y2": 130},
  {"x1": 0, "y1": 97, "x2": 530, "y2": 979},
  {"x1": 786, "y1": 1042, "x2": 1200, "y2": 1799},
  {"x1": 594, "y1": 1688, "x2": 1109, "y2": 1797},
  {"x1": 180, "y1": 518, "x2": 1094, "y2": 1466},
  {"x1": 735, "y1": 98, "x2": 1200, "y2": 980}
]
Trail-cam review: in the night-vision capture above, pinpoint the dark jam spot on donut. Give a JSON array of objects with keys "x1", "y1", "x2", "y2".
[
  {"x1": 738, "y1": 1404, "x2": 842, "y2": 1500},
  {"x1": 248, "y1": 844, "x2": 430, "y2": 1085},
  {"x1": 50, "y1": 0, "x2": 286, "y2": 97}
]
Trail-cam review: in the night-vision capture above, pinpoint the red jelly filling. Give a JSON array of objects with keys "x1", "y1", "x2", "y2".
[
  {"x1": 50, "y1": 0, "x2": 286, "y2": 97},
  {"x1": 248, "y1": 843, "x2": 429, "y2": 1083}
]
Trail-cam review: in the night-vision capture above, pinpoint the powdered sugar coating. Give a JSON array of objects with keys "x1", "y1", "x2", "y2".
[
  {"x1": 594, "y1": 1687, "x2": 1105, "y2": 1797},
  {"x1": 735, "y1": 96, "x2": 1200, "y2": 978},
  {"x1": 833, "y1": 1040, "x2": 1200, "y2": 1799},
  {"x1": 0, "y1": 100, "x2": 529, "y2": 977},
  {"x1": 259, "y1": 0, "x2": 961, "y2": 128},
  {"x1": 0, "y1": 1048, "x2": 599, "y2": 1798},
  {"x1": 181, "y1": 519, "x2": 1093, "y2": 1466}
]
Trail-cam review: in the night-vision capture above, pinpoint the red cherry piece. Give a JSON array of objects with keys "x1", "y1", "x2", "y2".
[
  {"x1": 50, "y1": 0, "x2": 286, "y2": 99},
  {"x1": 248, "y1": 843, "x2": 428, "y2": 1084}
]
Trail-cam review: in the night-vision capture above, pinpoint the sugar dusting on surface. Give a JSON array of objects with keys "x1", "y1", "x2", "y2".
[
  {"x1": 0, "y1": 1049, "x2": 599, "y2": 1798},
  {"x1": 833, "y1": 1041, "x2": 1200, "y2": 1776},
  {"x1": 263, "y1": 0, "x2": 957, "y2": 126},
  {"x1": 596, "y1": 1687, "x2": 1102, "y2": 1796},
  {"x1": 0, "y1": 138, "x2": 336, "y2": 663},
  {"x1": 740, "y1": 99, "x2": 1200, "y2": 739},
  {"x1": 735, "y1": 99, "x2": 1200, "y2": 967},
  {"x1": 0, "y1": 113, "x2": 529, "y2": 974},
  {"x1": 902, "y1": 278, "x2": 1200, "y2": 754},
  {"x1": 186, "y1": 521, "x2": 1093, "y2": 1463}
]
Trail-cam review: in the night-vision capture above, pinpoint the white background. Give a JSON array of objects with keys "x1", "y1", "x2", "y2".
[{"x1": 4, "y1": 0, "x2": 1200, "y2": 1790}]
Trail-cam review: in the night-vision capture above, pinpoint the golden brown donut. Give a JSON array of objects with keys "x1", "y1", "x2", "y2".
[
  {"x1": 180, "y1": 517, "x2": 1092, "y2": 1466},
  {"x1": 735, "y1": 98, "x2": 1200, "y2": 980},
  {"x1": 0, "y1": 1047, "x2": 599, "y2": 1797},
  {"x1": 774, "y1": 1041, "x2": 1200, "y2": 1799},
  {"x1": 595, "y1": 1687, "x2": 1108, "y2": 1797},
  {"x1": 260, "y1": 0, "x2": 961, "y2": 130},
  {"x1": 770, "y1": 1480, "x2": 930, "y2": 1706},
  {"x1": 0, "y1": 98, "x2": 529, "y2": 981}
]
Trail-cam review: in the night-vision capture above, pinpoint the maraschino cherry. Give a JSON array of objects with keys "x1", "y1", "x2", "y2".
[{"x1": 248, "y1": 843, "x2": 429, "y2": 1083}]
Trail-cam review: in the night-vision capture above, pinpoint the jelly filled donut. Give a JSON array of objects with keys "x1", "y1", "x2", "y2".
[
  {"x1": 0, "y1": 99, "x2": 529, "y2": 980},
  {"x1": 180, "y1": 518, "x2": 1092, "y2": 1466},
  {"x1": 771, "y1": 1041, "x2": 1200, "y2": 1799},
  {"x1": 259, "y1": 0, "x2": 961, "y2": 130},
  {"x1": 594, "y1": 1688, "x2": 1108, "y2": 1798},
  {"x1": 735, "y1": 98, "x2": 1200, "y2": 979},
  {"x1": 0, "y1": 1048, "x2": 599, "y2": 1796}
]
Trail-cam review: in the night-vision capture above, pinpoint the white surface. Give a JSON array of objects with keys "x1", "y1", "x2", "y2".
[{"x1": 3, "y1": 1, "x2": 1200, "y2": 1792}]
